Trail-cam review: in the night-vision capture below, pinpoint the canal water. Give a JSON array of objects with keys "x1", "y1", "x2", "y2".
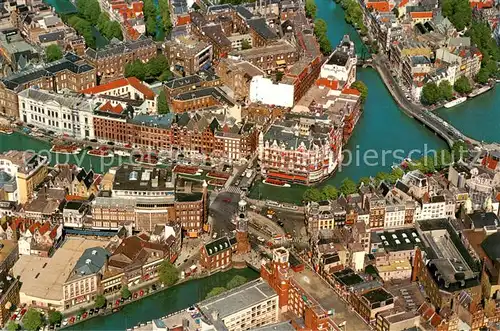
[{"x1": 66, "y1": 268, "x2": 259, "y2": 330}]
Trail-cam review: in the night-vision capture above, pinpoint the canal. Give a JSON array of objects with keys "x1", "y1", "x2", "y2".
[{"x1": 66, "y1": 268, "x2": 259, "y2": 330}]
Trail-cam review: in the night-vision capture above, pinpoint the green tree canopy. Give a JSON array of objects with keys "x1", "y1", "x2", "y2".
[
  {"x1": 227, "y1": 275, "x2": 247, "y2": 289},
  {"x1": 143, "y1": 0, "x2": 158, "y2": 36},
  {"x1": 158, "y1": 261, "x2": 179, "y2": 286},
  {"x1": 303, "y1": 188, "x2": 323, "y2": 202},
  {"x1": 159, "y1": 0, "x2": 173, "y2": 35},
  {"x1": 351, "y1": 81, "x2": 368, "y2": 103},
  {"x1": 442, "y1": 0, "x2": 471, "y2": 31},
  {"x1": 313, "y1": 19, "x2": 332, "y2": 54},
  {"x1": 48, "y1": 310, "x2": 63, "y2": 325},
  {"x1": 475, "y1": 67, "x2": 490, "y2": 84},
  {"x1": 157, "y1": 90, "x2": 170, "y2": 114},
  {"x1": 305, "y1": 0, "x2": 317, "y2": 18},
  {"x1": 241, "y1": 39, "x2": 252, "y2": 50},
  {"x1": 339, "y1": 178, "x2": 357, "y2": 196},
  {"x1": 452, "y1": 141, "x2": 469, "y2": 162},
  {"x1": 121, "y1": 285, "x2": 132, "y2": 299},
  {"x1": 147, "y1": 55, "x2": 169, "y2": 78},
  {"x1": 321, "y1": 185, "x2": 338, "y2": 200},
  {"x1": 438, "y1": 80, "x2": 453, "y2": 101},
  {"x1": 23, "y1": 309, "x2": 43, "y2": 331},
  {"x1": 454, "y1": 76, "x2": 472, "y2": 94},
  {"x1": 95, "y1": 294, "x2": 106, "y2": 308},
  {"x1": 125, "y1": 60, "x2": 147, "y2": 81},
  {"x1": 421, "y1": 82, "x2": 441, "y2": 105},
  {"x1": 206, "y1": 287, "x2": 227, "y2": 299},
  {"x1": 46, "y1": 44, "x2": 63, "y2": 62},
  {"x1": 6, "y1": 322, "x2": 20, "y2": 331}
]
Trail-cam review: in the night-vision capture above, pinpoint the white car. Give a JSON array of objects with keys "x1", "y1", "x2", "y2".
[
  {"x1": 62, "y1": 319, "x2": 68, "y2": 326},
  {"x1": 257, "y1": 237, "x2": 265, "y2": 243},
  {"x1": 212, "y1": 232, "x2": 218, "y2": 239}
]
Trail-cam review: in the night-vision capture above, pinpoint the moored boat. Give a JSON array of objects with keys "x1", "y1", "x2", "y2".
[
  {"x1": 51, "y1": 144, "x2": 81, "y2": 155},
  {"x1": 468, "y1": 85, "x2": 492, "y2": 98},
  {"x1": 0, "y1": 125, "x2": 13, "y2": 135},
  {"x1": 263, "y1": 178, "x2": 291, "y2": 187},
  {"x1": 134, "y1": 155, "x2": 161, "y2": 166},
  {"x1": 114, "y1": 150, "x2": 131, "y2": 157},
  {"x1": 444, "y1": 97, "x2": 467, "y2": 108},
  {"x1": 87, "y1": 146, "x2": 113, "y2": 157}
]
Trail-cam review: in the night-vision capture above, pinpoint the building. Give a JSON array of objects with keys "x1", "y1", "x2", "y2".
[
  {"x1": 0, "y1": 240, "x2": 20, "y2": 327},
  {"x1": 258, "y1": 114, "x2": 343, "y2": 185},
  {"x1": 0, "y1": 151, "x2": 49, "y2": 204},
  {"x1": 320, "y1": 35, "x2": 357, "y2": 87},
  {"x1": 412, "y1": 219, "x2": 481, "y2": 310},
  {"x1": 435, "y1": 46, "x2": 482, "y2": 80},
  {"x1": 0, "y1": 30, "x2": 39, "y2": 71},
  {"x1": 92, "y1": 165, "x2": 208, "y2": 236},
  {"x1": 84, "y1": 36, "x2": 156, "y2": 82},
  {"x1": 81, "y1": 77, "x2": 157, "y2": 114},
  {"x1": 164, "y1": 36, "x2": 213, "y2": 75},
  {"x1": 214, "y1": 121, "x2": 259, "y2": 162},
  {"x1": 200, "y1": 237, "x2": 233, "y2": 272},
  {"x1": 351, "y1": 287, "x2": 395, "y2": 323},
  {"x1": 249, "y1": 75, "x2": 294, "y2": 108},
  {"x1": 163, "y1": 71, "x2": 221, "y2": 101},
  {"x1": 171, "y1": 86, "x2": 236, "y2": 113},
  {"x1": 18, "y1": 88, "x2": 97, "y2": 139},
  {"x1": 215, "y1": 58, "x2": 265, "y2": 101},
  {"x1": 18, "y1": 221, "x2": 62, "y2": 257},
  {"x1": 235, "y1": 39, "x2": 299, "y2": 73},
  {"x1": 281, "y1": 56, "x2": 322, "y2": 105},
  {"x1": 63, "y1": 247, "x2": 110, "y2": 309},
  {"x1": 306, "y1": 200, "x2": 347, "y2": 235},
  {"x1": 0, "y1": 53, "x2": 95, "y2": 118}
]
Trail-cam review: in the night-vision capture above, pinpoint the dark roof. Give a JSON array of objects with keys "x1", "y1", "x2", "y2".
[
  {"x1": 71, "y1": 247, "x2": 110, "y2": 278},
  {"x1": 113, "y1": 165, "x2": 174, "y2": 192},
  {"x1": 248, "y1": 18, "x2": 278, "y2": 41},
  {"x1": 467, "y1": 212, "x2": 499, "y2": 229},
  {"x1": 362, "y1": 288, "x2": 393, "y2": 304},
  {"x1": 84, "y1": 36, "x2": 154, "y2": 60},
  {"x1": 326, "y1": 50, "x2": 349, "y2": 66},
  {"x1": 174, "y1": 87, "x2": 234, "y2": 107},
  {"x1": 39, "y1": 31, "x2": 65, "y2": 43},
  {"x1": 333, "y1": 268, "x2": 365, "y2": 286},
  {"x1": 481, "y1": 232, "x2": 500, "y2": 262},
  {"x1": 235, "y1": 5, "x2": 254, "y2": 19},
  {"x1": 204, "y1": 237, "x2": 231, "y2": 256},
  {"x1": 395, "y1": 180, "x2": 410, "y2": 194}
]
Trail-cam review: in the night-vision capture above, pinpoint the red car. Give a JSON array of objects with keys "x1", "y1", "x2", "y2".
[
  {"x1": 133, "y1": 293, "x2": 138, "y2": 299},
  {"x1": 10, "y1": 314, "x2": 17, "y2": 321},
  {"x1": 69, "y1": 317, "x2": 76, "y2": 324},
  {"x1": 115, "y1": 299, "x2": 120, "y2": 306},
  {"x1": 139, "y1": 290, "x2": 144, "y2": 297},
  {"x1": 20, "y1": 309, "x2": 26, "y2": 316},
  {"x1": 82, "y1": 312, "x2": 88, "y2": 319}
]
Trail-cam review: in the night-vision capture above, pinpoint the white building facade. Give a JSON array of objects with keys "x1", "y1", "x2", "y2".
[
  {"x1": 18, "y1": 88, "x2": 96, "y2": 139},
  {"x1": 249, "y1": 76, "x2": 294, "y2": 108},
  {"x1": 320, "y1": 35, "x2": 357, "y2": 87}
]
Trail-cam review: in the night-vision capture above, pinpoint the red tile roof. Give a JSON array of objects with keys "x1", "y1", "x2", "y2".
[
  {"x1": 366, "y1": 1, "x2": 391, "y2": 12},
  {"x1": 81, "y1": 77, "x2": 155, "y2": 100},
  {"x1": 177, "y1": 14, "x2": 191, "y2": 26},
  {"x1": 316, "y1": 78, "x2": 340, "y2": 90},
  {"x1": 398, "y1": 0, "x2": 409, "y2": 7},
  {"x1": 410, "y1": 11, "x2": 433, "y2": 19},
  {"x1": 39, "y1": 221, "x2": 51, "y2": 235},
  {"x1": 342, "y1": 88, "x2": 361, "y2": 96}
]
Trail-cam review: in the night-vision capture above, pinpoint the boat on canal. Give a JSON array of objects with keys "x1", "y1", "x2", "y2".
[
  {"x1": 468, "y1": 85, "x2": 492, "y2": 98},
  {"x1": 444, "y1": 97, "x2": 467, "y2": 108},
  {"x1": 0, "y1": 125, "x2": 13, "y2": 135},
  {"x1": 51, "y1": 144, "x2": 81, "y2": 155},
  {"x1": 263, "y1": 178, "x2": 291, "y2": 188},
  {"x1": 88, "y1": 146, "x2": 113, "y2": 157},
  {"x1": 114, "y1": 150, "x2": 131, "y2": 157}
]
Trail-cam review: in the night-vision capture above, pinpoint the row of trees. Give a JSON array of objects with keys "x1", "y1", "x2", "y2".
[
  {"x1": 124, "y1": 54, "x2": 172, "y2": 82},
  {"x1": 351, "y1": 81, "x2": 368, "y2": 104},
  {"x1": 313, "y1": 19, "x2": 332, "y2": 55},
  {"x1": 339, "y1": 0, "x2": 368, "y2": 35},
  {"x1": 205, "y1": 275, "x2": 248, "y2": 299},
  {"x1": 65, "y1": 0, "x2": 122, "y2": 49},
  {"x1": 421, "y1": 76, "x2": 472, "y2": 105},
  {"x1": 302, "y1": 143, "x2": 469, "y2": 203},
  {"x1": 305, "y1": 0, "x2": 317, "y2": 19},
  {"x1": 442, "y1": 0, "x2": 498, "y2": 81},
  {"x1": 7, "y1": 308, "x2": 56, "y2": 331}
]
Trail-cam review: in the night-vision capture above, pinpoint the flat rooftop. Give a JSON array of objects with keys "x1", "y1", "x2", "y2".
[
  {"x1": 0, "y1": 240, "x2": 17, "y2": 264},
  {"x1": 13, "y1": 238, "x2": 107, "y2": 302},
  {"x1": 292, "y1": 268, "x2": 369, "y2": 330},
  {"x1": 377, "y1": 260, "x2": 412, "y2": 274},
  {"x1": 198, "y1": 278, "x2": 277, "y2": 320},
  {"x1": 371, "y1": 228, "x2": 423, "y2": 252},
  {"x1": 236, "y1": 39, "x2": 296, "y2": 58},
  {"x1": 362, "y1": 288, "x2": 393, "y2": 305}
]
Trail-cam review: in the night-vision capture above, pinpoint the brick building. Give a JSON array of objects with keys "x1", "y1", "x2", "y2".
[
  {"x1": 163, "y1": 70, "x2": 221, "y2": 101},
  {"x1": 215, "y1": 58, "x2": 265, "y2": 101},
  {"x1": 164, "y1": 36, "x2": 213, "y2": 75},
  {"x1": 200, "y1": 236, "x2": 233, "y2": 272},
  {"x1": 0, "y1": 53, "x2": 95, "y2": 118},
  {"x1": 236, "y1": 39, "x2": 299, "y2": 73},
  {"x1": 84, "y1": 36, "x2": 156, "y2": 83},
  {"x1": 0, "y1": 240, "x2": 20, "y2": 328}
]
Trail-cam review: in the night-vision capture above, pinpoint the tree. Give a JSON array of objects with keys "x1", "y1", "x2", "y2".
[
  {"x1": 351, "y1": 81, "x2": 368, "y2": 103},
  {"x1": 339, "y1": 178, "x2": 357, "y2": 196},
  {"x1": 103, "y1": 21, "x2": 123, "y2": 40},
  {"x1": 159, "y1": 0, "x2": 173, "y2": 34},
  {"x1": 321, "y1": 185, "x2": 338, "y2": 200},
  {"x1": 23, "y1": 309, "x2": 43, "y2": 331},
  {"x1": 121, "y1": 285, "x2": 131, "y2": 299},
  {"x1": 125, "y1": 60, "x2": 147, "y2": 81},
  {"x1": 438, "y1": 80, "x2": 453, "y2": 101},
  {"x1": 305, "y1": 0, "x2": 317, "y2": 18},
  {"x1": 442, "y1": 0, "x2": 471, "y2": 31},
  {"x1": 158, "y1": 261, "x2": 179, "y2": 286},
  {"x1": 452, "y1": 141, "x2": 469, "y2": 162},
  {"x1": 206, "y1": 287, "x2": 227, "y2": 299},
  {"x1": 303, "y1": 188, "x2": 323, "y2": 202},
  {"x1": 95, "y1": 294, "x2": 106, "y2": 308},
  {"x1": 143, "y1": 0, "x2": 158, "y2": 36},
  {"x1": 359, "y1": 177, "x2": 371, "y2": 186},
  {"x1": 313, "y1": 19, "x2": 332, "y2": 55},
  {"x1": 46, "y1": 44, "x2": 63, "y2": 62},
  {"x1": 6, "y1": 322, "x2": 20, "y2": 331},
  {"x1": 48, "y1": 310, "x2": 63, "y2": 325},
  {"x1": 227, "y1": 275, "x2": 247, "y2": 289},
  {"x1": 421, "y1": 82, "x2": 441, "y2": 105},
  {"x1": 241, "y1": 39, "x2": 252, "y2": 50},
  {"x1": 475, "y1": 67, "x2": 490, "y2": 84},
  {"x1": 454, "y1": 76, "x2": 472, "y2": 94},
  {"x1": 276, "y1": 71, "x2": 284, "y2": 82},
  {"x1": 436, "y1": 149, "x2": 452, "y2": 169},
  {"x1": 157, "y1": 90, "x2": 170, "y2": 114},
  {"x1": 147, "y1": 55, "x2": 170, "y2": 78}
]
